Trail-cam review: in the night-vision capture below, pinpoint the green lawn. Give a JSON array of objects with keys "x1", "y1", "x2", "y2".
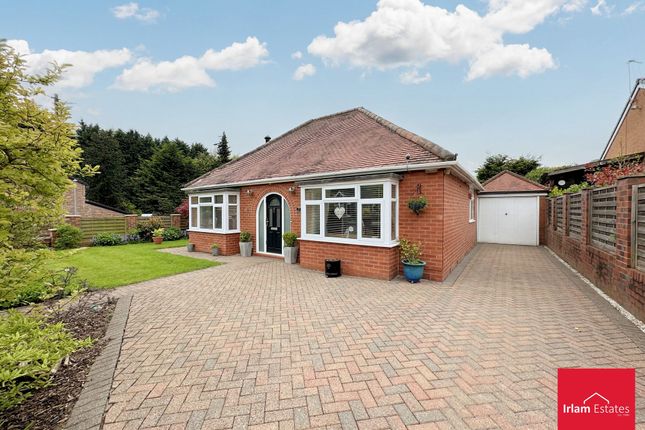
[{"x1": 51, "y1": 239, "x2": 219, "y2": 289}]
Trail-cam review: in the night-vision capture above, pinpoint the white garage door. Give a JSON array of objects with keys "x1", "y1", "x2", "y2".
[{"x1": 477, "y1": 195, "x2": 539, "y2": 246}]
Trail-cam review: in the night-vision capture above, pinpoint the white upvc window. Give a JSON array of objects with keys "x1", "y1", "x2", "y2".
[
  {"x1": 301, "y1": 179, "x2": 399, "y2": 247},
  {"x1": 469, "y1": 186, "x2": 476, "y2": 223},
  {"x1": 188, "y1": 191, "x2": 240, "y2": 233}
]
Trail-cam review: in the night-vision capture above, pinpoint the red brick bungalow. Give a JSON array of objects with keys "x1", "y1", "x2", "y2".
[{"x1": 183, "y1": 108, "x2": 483, "y2": 281}]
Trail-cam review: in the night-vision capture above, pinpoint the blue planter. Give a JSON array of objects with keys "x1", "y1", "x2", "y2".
[{"x1": 402, "y1": 260, "x2": 426, "y2": 283}]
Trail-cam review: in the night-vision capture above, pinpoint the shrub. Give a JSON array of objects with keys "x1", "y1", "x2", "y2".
[
  {"x1": 239, "y1": 231, "x2": 251, "y2": 242},
  {"x1": 0, "y1": 249, "x2": 86, "y2": 309},
  {"x1": 152, "y1": 228, "x2": 165, "y2": 238},
  {"x1": 549, "y1": 182, "x2": 590, "y2": 197},
  {"x1": 282, "y1": 232, "x2": 298, "y2": 247},
  {"x1": 134, "y1": 217, "x2": 165, "y2": 242},
  {"x1": 400, "y1": 239, "x2": 423, "y2": 264},
  {"x1": 0, "y1": 311, "x2": 92, "y2": 411},
  {"x1": 54, "y1": 225, "x2": 82, "y2": 250},
  {"x1": 161, "y1": 227, "x2": 183, "y2": 241},
  {"x1": 91, "y1": 232, "x2": 123, "y2": 246},
  {"x1": 211, "y1": 243, "x2": 220, "y2": 249}
]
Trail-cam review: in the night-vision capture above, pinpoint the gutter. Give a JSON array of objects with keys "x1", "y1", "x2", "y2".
[{"x1": 182, "y1": 161, "x2": 484, "y2": 192}]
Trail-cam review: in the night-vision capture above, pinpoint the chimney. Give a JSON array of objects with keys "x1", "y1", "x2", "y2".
[{"x1": 264, "y1": 135, "x2": 271, "y2": 143}]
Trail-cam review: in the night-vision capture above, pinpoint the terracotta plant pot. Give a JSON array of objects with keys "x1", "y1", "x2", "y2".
[{"x1": 152, "y1": 237, "x2": 163, "y2": 244}]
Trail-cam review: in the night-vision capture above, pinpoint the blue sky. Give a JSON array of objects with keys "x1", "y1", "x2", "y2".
[{"x1": 3, "y1": 0, "x2": 645, "y2": 172}]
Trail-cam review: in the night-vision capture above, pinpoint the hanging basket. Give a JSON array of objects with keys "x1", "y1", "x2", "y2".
[{"x1": 407, "y1": 196, "x2": 428, "y2": 215}]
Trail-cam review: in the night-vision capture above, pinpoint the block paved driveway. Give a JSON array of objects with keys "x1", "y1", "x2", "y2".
[{"x1": 104, "y1": 245, "x2": 645, "y2": 429}]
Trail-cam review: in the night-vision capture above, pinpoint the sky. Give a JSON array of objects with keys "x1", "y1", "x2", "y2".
[{"x1": 2, "y1": 0, "x2": 645, "y2": 173}]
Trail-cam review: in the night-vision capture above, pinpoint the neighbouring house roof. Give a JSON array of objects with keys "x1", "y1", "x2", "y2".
[
  {"x1": 481, "y1": 170, "x2": 548, "y2": 194},
  {"x1": 601, "y1": 78, "x2": 645, "y2": 160},
  {"x1": 184, "y1": 107, "x2": 476, "y2": 191},
  {"x1": 85, "y1": 200, "x2": 128, "y2": 214}
]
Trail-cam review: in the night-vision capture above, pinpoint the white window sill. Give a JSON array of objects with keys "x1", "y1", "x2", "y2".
[
  {"x1": 188, "y1": 228, "x2": 241, "y2": 234},
  {"x1": 469, "y1": 219, "x2": 476, "y2": 223},
  {"x1": 299, "y1": 236, "x2": 399, "y2": 248}
]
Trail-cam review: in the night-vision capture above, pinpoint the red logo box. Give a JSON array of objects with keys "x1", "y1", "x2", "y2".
[{"x1": 558, "y1": 368, "x2": 635, "y2": 430}]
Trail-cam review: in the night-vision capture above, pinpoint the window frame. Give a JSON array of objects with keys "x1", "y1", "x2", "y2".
[
  {"x1": 469, "y1": 186, "x2": 476, "y2": 223},
  {"x1": 300, "y1": 179, "x2": 399, "y2": 247},
  {"x1": 188, "y1": 191, "x2": 241, "y2": 234}
]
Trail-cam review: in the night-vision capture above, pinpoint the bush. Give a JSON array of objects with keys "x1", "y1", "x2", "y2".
[
  {"x1": 239, "y1": 231, "x2": 251, "y2": 242},
  {"x1": 152, "y1": 228, "x2": 165, "y2": 238},
  {"x1": 0, "y1": 311, "x2": 92, "y2": 411},
  {"x1": 282, "y1": 232, "x2": 298, "y2": 247},
  {"x1": 0, "y1": 249, "x2": 86, "y2": 309},
  {"x1": 54, "y1": 225, "x2": 82, "y2": 250},
  {"x1": 134, "y1": 217, "x2": 165, "y2": 242},
  {"x1": 161, "y1": 227, "x2": 183, "y2": 241},
  {"x1": 91, "y1": 232, "x2": 123, "y2": 246}
]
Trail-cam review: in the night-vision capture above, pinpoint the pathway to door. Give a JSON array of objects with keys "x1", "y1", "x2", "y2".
[{"x1": 102, "y1": 245, "x2": 645, "y2": 429}]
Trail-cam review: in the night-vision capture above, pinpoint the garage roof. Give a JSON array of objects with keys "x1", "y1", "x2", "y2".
[{"x1": 481, "y1": 170, "x2": 548, "y2": 194}]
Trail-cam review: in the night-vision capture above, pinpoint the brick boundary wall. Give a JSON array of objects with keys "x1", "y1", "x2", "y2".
[
  {"x1": 188, "y1": 231, "x2": 240, "y2": 255},
  {"x1": 545, "y1": 175, "x2": 645, "y2": 321}
]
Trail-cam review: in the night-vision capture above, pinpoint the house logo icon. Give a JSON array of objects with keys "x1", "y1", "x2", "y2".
[{"x1": 583, "y1": 392, "x2": 610, "y2": 405}]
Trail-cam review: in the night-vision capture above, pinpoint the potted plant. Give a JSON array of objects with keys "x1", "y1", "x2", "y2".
[
  {"x1": 187, "y1": 242, "x2": 195, "y2": 252},
  {"x1": 407, "y1": 195, "x2": 427, "y2": 215},
  {"x1": 282, "y1": 232, "x2": 298, "y2": 264},
  {"x1": 211, "y1": 243, "x2": 220, "y2": 256},
  {"x1": 152, "y1": 228, "x2": 164, "y2": 244},
  {"x1": 239, "y1": 231, "x2": 252, "y2": 257},
  {"x1": 400, "y1": 239, "x2": 426, "y2": 283}
]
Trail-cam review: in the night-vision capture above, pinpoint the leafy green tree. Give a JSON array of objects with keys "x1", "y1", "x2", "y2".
[
  {"x1": 217, "y1": 132, "x2": 231, "y2": 164},
  {"x1": 476, "y1": 154, "x2": 541, "y2": 183},
  {"x1": 133, "y1": 141, "x2": 198, "y2": 213},
  {"x1": 0, "y1": 42, "x2": 96, "y2": 248}
]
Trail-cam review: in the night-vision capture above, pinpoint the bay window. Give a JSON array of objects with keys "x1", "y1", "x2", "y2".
[
  {"x1": 188, "y1": 191, "x2": 240, "y2": 233},
  {"x1": 301, "y1": 180, "x2": 398, "y2": 246}
]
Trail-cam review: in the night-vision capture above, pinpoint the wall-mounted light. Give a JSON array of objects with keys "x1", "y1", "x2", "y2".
[
  {"x1": 246, "y1": 189, "x2": 253, "y2": 196},
  {"x1": 288, "y1": 186, "x2": 296, "y2": 193}
]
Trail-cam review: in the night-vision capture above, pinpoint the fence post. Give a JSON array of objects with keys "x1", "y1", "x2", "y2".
[
  {"x1": 170, "y1": 214, "x2": 181, "y2": 228},
  {"x1": 124, "y1": 214, "x2": 138, "y2": 232}
]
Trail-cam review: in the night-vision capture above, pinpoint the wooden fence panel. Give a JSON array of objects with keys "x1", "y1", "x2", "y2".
[
  {"x1": 79, "y1": 217, "x2": 127, "y2": 241},
  {"x1": 633, "y1": 184, "x2": 645, "y2": 271},
  {"x1": 555, "y1": 197, "x2": 564, "y2": 232},
  {"x1": 568, "y1": 193, "x2": 582, "y2": 238},
  {"x1": 590, "y1": 186, "x2": 616, "y2": 251}
]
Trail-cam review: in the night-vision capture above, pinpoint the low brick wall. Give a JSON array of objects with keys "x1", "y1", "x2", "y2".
[
  {"x1": 188, "y1": 231, "x2": 240, "y2": 255},
  {"x1": 545, "y1": 175, "x2": 645, "y2": 322},
  {"x1": 299, "y1": 240, "x2": 399, "y2": 280}
]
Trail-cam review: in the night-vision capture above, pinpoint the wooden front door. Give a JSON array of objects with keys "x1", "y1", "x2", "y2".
[{"x1": 266, "y1": 195, "x2": 282, "y2": 254}]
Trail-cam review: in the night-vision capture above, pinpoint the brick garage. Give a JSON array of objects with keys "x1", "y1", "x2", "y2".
[
  {"x1": 545, "y1": 175, "x2": 645, "y2": 321},
  {"x1": 184, "y1": 108, "x2": 483, "y2": 282}
]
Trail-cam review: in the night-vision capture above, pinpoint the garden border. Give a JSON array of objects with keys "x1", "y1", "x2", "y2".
[{"x1": 64, "y1": 293, "x2": 132, "y2": 430}]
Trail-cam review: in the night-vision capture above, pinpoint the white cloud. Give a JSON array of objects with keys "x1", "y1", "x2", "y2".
[
  {"x1": 399, "y1": 69, "x2": 431, "y2": 84},
  {"x1": 624, "y1": 1, "x2": 644, "y2": 14},
  {"x1": 112, "y1": 2, "x2": 160, "y2": 22},
  {"x1": 591, "y1": 0, "x2": 613, "y2": 15},
  {"x1": 293, "y1": 64, "x2": 316, "y2": 80},
  {"x1": 291, "y1": 51, "x2": 303, "y2": 60},
  {"x1": 114, "y1": 37, "x2": 269, "y2": 92},
  {"x1": 307, "y1": 0, "x2": 575, "y2": 81},
  {"x1": 6, "y1": 39, "x2": 132, "y2": 88},
  {"x1": 563, "y1": 0, "x2": 588, "y2": 12}
]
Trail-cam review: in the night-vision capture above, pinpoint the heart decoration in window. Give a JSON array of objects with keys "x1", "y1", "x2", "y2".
[{"x1": 334, "y1": 206, "x2": 346, "y2": 219}]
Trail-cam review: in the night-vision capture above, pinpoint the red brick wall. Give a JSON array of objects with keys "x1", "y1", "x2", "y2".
[
  {"x1": 300, "y1": 240, "x2": 399, "y2": 280},
  {"x1": 545, "y1": 175, "x2": 645, "y2": 321},
  {"x1": 441, "y1": 173, "x2": 477, "y2": 279},
  {"x1": 188, "y1": 231, "x2": 240, "y2": 255},
  {"x1": 63, "y1": 182, "x2": 124, "y2": 217}
]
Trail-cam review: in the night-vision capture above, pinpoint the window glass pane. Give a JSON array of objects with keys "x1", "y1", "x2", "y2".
[
  {"x1": 214, "y1": 195, "x2": 223, "y2": 204},
  {"x1": 214, "y1": 207, "x2": 222, "y2": 229},
  {"x1": 228, "y1": 205, "x2": 238, "y2": 230},
  {"x1": 305, "y1": 188, "x2": 322, "y2": 200},
  {"x1": 325, "y1": 188, "x2": 355, "y2": 198},
  {"x1": 283, "y1": 200, "x2": 291, "y2": 233},
  {"x1": 258, "y1": 200, "x2": 265, "y2": 252},
  {"x1": 190, "y1": 196, "x2": 198, "y2": 205},
  {"x1": 199, "y1": 206, "x2": 213, "y2": 229},
  {"x1": 199, "y1": 196, "x2": 212, "y2": 204},
  {"x1": 391, "y1": 184, "x2": 397, "y2": 200},
  {"x1": 190, "y1": 207, "x2": 198, "y2": 228},
  {"x1": 361, "y1": 203, "x2": 381, "y2": 239},
  {"x1": 306, "y1": 205, "x2": 320, "y2": 235},
  {"x1": 360, "y1": 184, "x2": 383, "y2": 199},
  {"x1": 325, "y1": 202, "x2": 357, "y2": 239},
  {"x1": 391, "y1": 200, "x2": 397, "y2": 240},
  {"x1": 228, "y1": 194, "x2": 237, "y2": 204}
]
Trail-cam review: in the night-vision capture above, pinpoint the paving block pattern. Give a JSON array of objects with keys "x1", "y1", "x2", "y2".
[{"x1": 103, "y1": 245, "x2": 645, "y2": 429}]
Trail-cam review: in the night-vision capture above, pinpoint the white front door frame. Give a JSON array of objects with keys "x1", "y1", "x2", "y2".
[{"x1": 255, "y1": 192, "x2": 289, "y2": 256}]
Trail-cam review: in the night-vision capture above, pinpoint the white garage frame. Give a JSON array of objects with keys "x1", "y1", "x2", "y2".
[{"x1": 477, "y1": 193, "x2": 545, "y2": 246}]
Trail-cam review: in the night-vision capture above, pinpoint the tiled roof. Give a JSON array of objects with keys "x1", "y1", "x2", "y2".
[
  {"x1": 482, "y1": 170, "x2": 548, "y2": 192},
  {"x1": 185, "y1": 107, "x2": 455, "y2": 189}
]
